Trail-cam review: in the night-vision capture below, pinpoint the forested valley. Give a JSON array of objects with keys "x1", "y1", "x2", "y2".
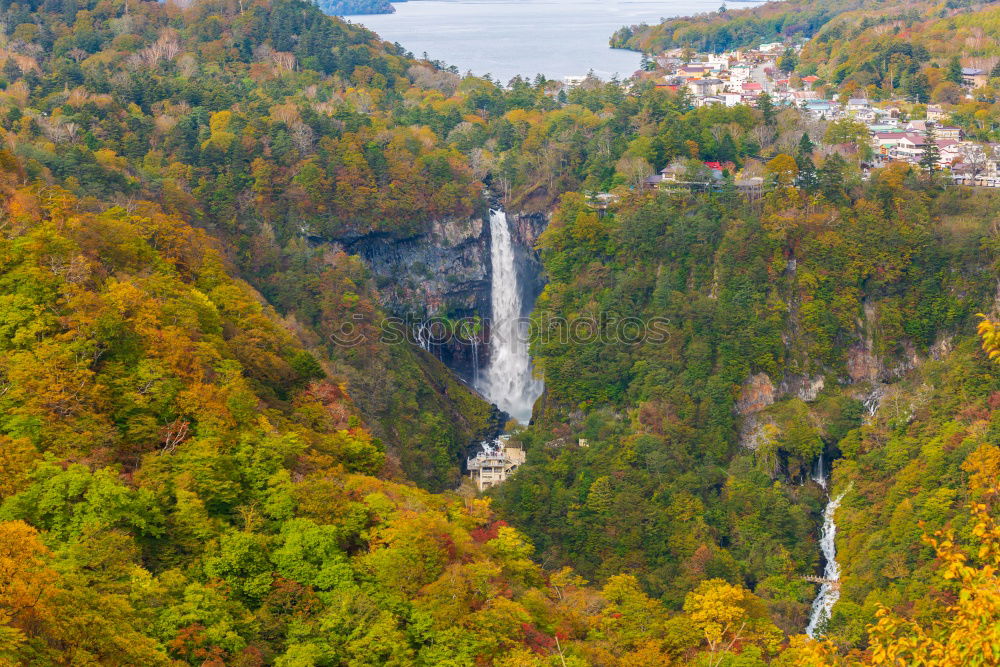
[{"x1": 0, "y1": 0, "x2": 998, "y2": 664}]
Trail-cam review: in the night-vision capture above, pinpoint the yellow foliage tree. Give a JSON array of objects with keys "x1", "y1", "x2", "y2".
[
  {"x1": 977, "y1": 314, "x2": 1000, "y2": 364},
  {"x1": 765, "y1": 153, "x2": 799, "y2": 187},
  {"x1": 0, "y1": 520, "x2": 57, "y2": 657},
  {"x1": 682, "y1": 578, "x2": 782, "y2": 666},
  {"x1": 867, "y1": 502, "x2": 1000, "y2": 666},
  {"x1": 867, "y1": 317, "x2": 1000, "y2": 664}
]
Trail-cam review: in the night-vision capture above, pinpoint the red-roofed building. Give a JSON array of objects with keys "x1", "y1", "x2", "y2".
[
  {"x1": 801, "y1": 75, "x2": 819, "y2": 91},
  {"x1": 703, "y1": 161, "x2": 735, "y2": 175}
]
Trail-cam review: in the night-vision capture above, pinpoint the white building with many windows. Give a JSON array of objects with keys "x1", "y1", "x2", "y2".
[{"x1": 467, "y1": 437, "x2": 526, "y2": 492}]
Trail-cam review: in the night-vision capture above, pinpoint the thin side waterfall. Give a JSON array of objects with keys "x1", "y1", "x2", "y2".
[
  {"x1": 470, "y1": 336, "x2": 479, "y2": 386},
  {"x1": 476, "y1": 209, "x2": 544, "y2": 424},
  {"x1": 416, "y1": 321, "x2": 430, "y2": 352},
  {"x1": 806, "y1": 484, "x2": 848, "y2": 638},
  {"x1": 811, "y1": 453, "x2": 827, "y2": 490}
]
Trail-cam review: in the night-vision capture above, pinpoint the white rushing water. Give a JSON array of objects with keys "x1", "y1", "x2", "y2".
[
  {"x1": 476, "y1": 209, "x2": 543, "y2": 424},
  {"x1": 806, "y1": 484, "x2": 848, "y2": 638},
  {"x1": 811, "y1": 453, "x2": 828, "y2": 490}
]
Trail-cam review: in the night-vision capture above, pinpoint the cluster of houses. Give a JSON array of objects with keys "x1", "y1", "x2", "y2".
[
  {"x1": 824, "y1": 99, "x2": 999, "y2": 183},
  {"x1": 650, "y1": 43, "x2": 825, "y2": 108},
  {"x1": 561, "y1": 42, "x2": 1000, "y2": 195},
  {"x1": 642, "y1": 44, "x2": 1000, "y2": 186}
]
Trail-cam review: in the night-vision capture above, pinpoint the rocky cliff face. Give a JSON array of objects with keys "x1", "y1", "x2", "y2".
[
  {"x1": 341, "y1": 216, "x2": 491, "y2": 320},
  {"x1": 509, "y1": 210, "x2": 549, "y2": 307},
  {"x1": 325, "y1": 207, "x2": 550, "y2": 382},
  {"x1": 337, "y1": 210, "x2": 549, "y2": 319}
]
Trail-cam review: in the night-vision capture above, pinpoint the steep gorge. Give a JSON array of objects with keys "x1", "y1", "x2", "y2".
[{"x1": 324, "y1": 206, "x2": 548, "y2": 398}]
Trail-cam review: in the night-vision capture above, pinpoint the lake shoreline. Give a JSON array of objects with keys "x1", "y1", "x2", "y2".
[{"x1": 343, "y1": 0, "x2": 724, "y2": 82}]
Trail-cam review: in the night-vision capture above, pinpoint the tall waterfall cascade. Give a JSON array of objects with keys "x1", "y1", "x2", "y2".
[
  {"x1": 806, "y1": 479, "x2": 848, "y2": 638},
  {"x1": 476, "y1": 209, "x2": 544, "y2": 424}
]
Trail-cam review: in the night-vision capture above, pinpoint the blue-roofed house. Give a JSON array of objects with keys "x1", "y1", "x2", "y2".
[{"x1": 962, "y1": 67, "x2": 987, "y2": 88}]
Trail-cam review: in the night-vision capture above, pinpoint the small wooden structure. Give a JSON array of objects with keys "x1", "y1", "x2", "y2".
[{"x1": 802, "y1": 575, "x2": 840, "y2": 590}]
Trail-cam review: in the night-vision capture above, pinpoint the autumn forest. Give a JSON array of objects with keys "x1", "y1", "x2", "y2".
[{"x1": 0, "y1": 0, "x2": 999, "y2": 665}]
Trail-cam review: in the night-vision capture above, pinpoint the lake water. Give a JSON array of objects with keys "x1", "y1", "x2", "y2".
[{"x1": 346, "y1": 0, "x2": 725, "y2": 83}]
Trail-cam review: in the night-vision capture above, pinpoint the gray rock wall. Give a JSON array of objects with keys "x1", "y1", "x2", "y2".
[{"x1": 326, "y1": 207, "x2": 551, "y2": 382}]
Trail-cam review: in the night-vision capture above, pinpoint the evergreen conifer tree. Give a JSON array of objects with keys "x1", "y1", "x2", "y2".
[
  {"x1": 796, "y1": 133, "x2": 818, "y2": 190},
  {"x1": 919, "y1": 127, "x2": 941, "y2": 175},
  {"x1": 946, "y1": 56, "x2": 963, "y2": 85}
]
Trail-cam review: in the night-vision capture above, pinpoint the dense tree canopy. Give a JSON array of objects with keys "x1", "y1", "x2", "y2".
[{"x1": 0, "y1": 0, "x2": 999, "y2": 662}]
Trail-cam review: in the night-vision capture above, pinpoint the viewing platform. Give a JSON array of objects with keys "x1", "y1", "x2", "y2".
[{"x1": 467, "y1": 437, "x2": 526, "y2": 492}]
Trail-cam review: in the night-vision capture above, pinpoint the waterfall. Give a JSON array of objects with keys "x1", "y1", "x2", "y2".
[
  {"x1": 416, "y1": 321, "x2": 430, "y2": 352},
  {"x1": 863, "y1": 386, "x2": 884, "y2": 420},
  {"x1": 811, "y1": 453, "x2": 827, "y2": 490},
  {"x1": 476, "y1": 209, "x2": 543, "y2": 424},
  {"x1": 806, "y1": 486, "x2": 848, "y2": 638},
  {"x1": 471, "y1": 336, "x2": 479, "y2": 386}
]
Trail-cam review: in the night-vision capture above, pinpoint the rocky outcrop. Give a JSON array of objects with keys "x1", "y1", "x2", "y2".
[
  {"x1": 509, "y1": 210, "x2": 548, "y2": 247},
  {"x1": 333, "y1": 209, "x2": 549, "y2": 323},
  {"x1": 737, "y1": 300, "x2": 947, "y2": 450},
  {"x1": 846, "y1": 342, "x2": 882, "y2": 384},
  {"x1": 740, "y1": 415, "x2": 775, "y2": 452},
  {"x1": 736, "y1": 372, "x2": 825, "y2": 450},
  {"x1": 847, "y1": 339, "x2": 920, "y2": 385},
  {"x1": 930, "y1": 334, "x2": 954, "y2": 360},
  {"x1": 339, "y1": 216, "x2": 491, "y2": 320},
  {"x1": 508, "y1": 210, "x2": 549, "y2": 305},
  {"x1": 736, "y1": 373, "x2": 776, "y2": 416},
  {"x1": 779, "y1": 374, "x2": 826, "y2": 402},
  {"x1": 335, "y1": 216, "x2": 490, "y2": 380}
]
